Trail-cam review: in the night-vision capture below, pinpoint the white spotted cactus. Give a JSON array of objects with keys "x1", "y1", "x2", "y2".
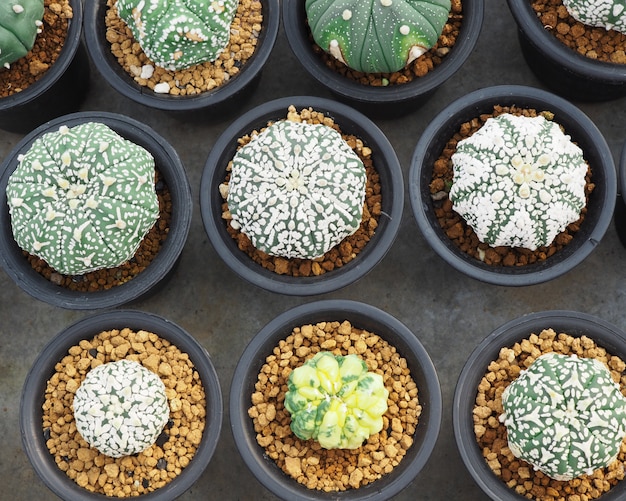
[
  {"x1": 500, "y1": 353, "x2": 626, "y2": 481},
  {"x1": 6, "y1": 122, "x2": 160, "y2": 276},
  {"x1": 73, "y1": 359, "x2": 170, "y2": 458},
  {"x1": 284, "y1": 351, "x2": 389, "y2": 450},
  {"x1": 225, "y1": 119, "x2": 366, "y2": 260},
  {"x1": 306, "y1": 0, "x2": 451, "y2": 73},
  {"x1": 116, "y1": 0, "x2": 239, "y2": 71},
  {"x1": 449, "y1": 113, "x2": 587, "y2": 251},
  {"x1": 562, "y1": 0, "x2": 626, "y2": 34},
  {"x1": 0, "y1": 0, "x2": 44, "y2": 68}
]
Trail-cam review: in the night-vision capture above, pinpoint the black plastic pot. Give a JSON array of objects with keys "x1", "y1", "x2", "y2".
[
  {"x1": 0, "y1": 111, "x2": 192, "y2": 309},
  {"x1": 453, "y1": 310, "x2": 626, "y2": 500},
  {"x1": 84, "y1": 0, "x2": 279, "y2": 118},
  {"x1": 20, "y1": 309, "x2": 223, "y2": 501},
  {"x1": 614, "y1": 140, "x2": 626, "y2": 248},
  {"x1": 408, "y1": 85, "x2": 616, "y2": 287},
  {"x1": 507, "y1": 0, "x2": 626, "y2": 101},
  {"x1": 230, "y1": 299, "x2": 442, "y2": 500},
  {"x1": 282, "y1": 0, "x2": 484, "y2": 119},
  {"x1": 0, "y1": 0, "x2": 89, "y2": 133},
  {"x1": 199, "y1": 96, "x2": 404, "y2": 296}
]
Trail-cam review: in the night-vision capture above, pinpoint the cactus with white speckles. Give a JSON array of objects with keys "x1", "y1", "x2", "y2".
[
  {"x1": 563, "y1": 0, "x2": 626, "y2": 34},
  {"x1": 305, "y1": 0, "x2": 451, "y2": 73},
  {"x1": 0, "y1": 0, "x2": 44, "y2": 68},
  {"x1": 6, "y1": 121, "x2": 160, "y2": 276}
]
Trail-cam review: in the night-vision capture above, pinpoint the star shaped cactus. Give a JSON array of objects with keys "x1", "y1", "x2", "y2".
[
  {"x1": 284, "y1": 351, "x2": 389, "y2": 450},
  {"x1": 449, "y1": 113, "x2": 588, "y2": 251},
  {"x1": 305, "y1": 0, "x2": 451, "y2": 73},
  {"x1": 116, "y1": 0, "x2": 239, "y2": 71},
  {"x1": 500, "y1": 353, "x2": 626, "y2": 481},
  {"x1": 226, "y1": 119, "x2": 366, "y2": 260},
  {"x1": 0, "y1": 0, "x2": 44, "y2": 69},
  {"x1": 6, "y1": 121, "x2": 160, "y2": 276},
  {"x1": 73, "y1": 359, "x2": 170, "y2": 458},
  {"x1": 562, "y1": 0, "x2": 626, "y2": 34}
]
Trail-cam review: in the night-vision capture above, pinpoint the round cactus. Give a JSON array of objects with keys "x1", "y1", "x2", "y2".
[
  {"x1": 116, "y1": 0, "x2": 239, "y2": 71},
  {"x1": 0, "y1": 0, "x2": 44, "y2": 69},
  {"x1": 305, "y1": 0, "x2": 451, "y2": 73},
  {"x1": 500, "y1": 353, "x2": 626, "y2": 481},
  {"x1": 6, "y1": 122, "x2": 160, "y2": 276},
  {"x1": 73, "y1": 359, "x2": 170, "y2": 458},
  {"x1": 226, "y1": 119, "x2": 366, "y2": 260},
  {"x1": 449, "y1": 113, "x2": 588, "y2": 251},
  {"x1": 562, "y1": 0, "x2": 626, "y2": 34},
  {"x1": 284, "y1": 351, "x2": 389, "y2": 450}
]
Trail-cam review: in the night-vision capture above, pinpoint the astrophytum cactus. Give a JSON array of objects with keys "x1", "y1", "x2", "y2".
[
  {"x1": 225, "y1": 119, "x2": 366, "y2": 260},
  {"x1": 0, "y1": 0, "x2": 44, "y2": 68},
  {"x1": 284, "y1": 351, "x2": 389, "y2": 449},
  {"x1": 73, "y1": 359, "x2": 170, "y2": 458},
  {"x1": 305, "y1": 0, "x2": 451, "y2": 73},
  {"x1": 116, "y1": 0, "x2": 239, "y2": 71},
  {"x1": 449, "y1": 113, "x2": 588, "y2": 251},
  {"x1": 6, "y1": 122, "x2": 160, "y2": 276},
  {"x1": 562, "y1": 0, "x2": 626, "y2": 34},
  {"x1": 500, "y1": 352, "x2": 626, "y2": 481}
]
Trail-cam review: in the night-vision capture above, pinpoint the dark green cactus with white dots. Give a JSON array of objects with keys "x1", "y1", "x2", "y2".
[
  {"x1": 563, "y1": 0, "x2": 626, "y2": 33},
  {"x1": 0, "y1": 0, "x2": 44, "y2": 68},
  {"x1": 306, "y1": 0, "x2": 451, "y2": 74}
]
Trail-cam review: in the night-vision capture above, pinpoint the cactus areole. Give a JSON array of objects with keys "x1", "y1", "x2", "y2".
[
  {"x1": 449, "y1": 113, "x2": 588, "y2": 251},
  {"x1": 562, "y1": 0, "x2": 626, "y2": 34},
  {"x1": 6, "y1": 122, "x2": 160, "y2": 276},
  {"x1": 226, "y1": 119, "x2": 367, "y2": 260},
  {"x1": 116, "y1": 0, "x2": 239, "y2": 71},
  {"x1": 73, "y1": 359, "x2": 170, "y2": 458},
  {"x1": 500, "y1": 353, "x2": 626, "y2": 481},
  {"x1": 284, "y1": 351, "x2": 389, "y2": 450},
  {"x1": 0, "y1": 0, "x2": 44, "y2": 69},
  {"x1": 305, "y1": 0, "x2": 451, "y2": 73}
]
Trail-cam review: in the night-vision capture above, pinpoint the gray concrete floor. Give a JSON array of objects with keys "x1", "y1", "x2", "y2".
[{"x1": 3, "y1": 2, "x2": 626, "y2": 500}]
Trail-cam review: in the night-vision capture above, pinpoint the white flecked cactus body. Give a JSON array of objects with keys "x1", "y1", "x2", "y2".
[
  {"x1": 6, "y1": 122, "x2": 160, "y2": 276},
  {"x1": 226, "y1": 119, "x2": 367, "y2": 260},
  {"x1": 500, "y1": 353, "x2": 626, "y2": 481},
  {"x1": 449, "y1": 113, "x2": 587, "y2": 251},
  {"x1": 562, "y1": 0, "x2": 626, "y2": 34},
  {"x1": 73, "y1": 359, "x2": 170, "y2": 458}
]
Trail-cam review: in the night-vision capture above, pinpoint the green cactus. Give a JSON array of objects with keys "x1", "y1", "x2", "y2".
[
  {"x1": 449, "y1": 113, "x2": 588, "y2": 251},
  {"x1": 284, "y1": 351, "x2": 389, "y2": 449},
  {"x1": 0, "y1": 0, "x2": 44, "y2": 69},
  {"x1": 6, "y1": 121, "x2": 160, "y2": 276},
  {"x1": 562, "y1": 0, "x2": 626, "y2": 34},
  {"x1": 226, "y1": 119, "x2": 366, "y2": 260},
  {"x1": 116, "y1": 0, "x2": 239, "y2": 71},
  {"x1": 500, "y1": 353, "x2": 626, "y2": 481},
  {"x1": 305, "y1": 0, "x2": 451, "y2": 73},
  {"x1": 73, "y1": 359, "x2": 170, "y2": 458}
]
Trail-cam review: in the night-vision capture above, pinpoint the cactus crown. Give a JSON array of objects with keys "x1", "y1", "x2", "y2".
[
  {"x1": 562, "y1": 0, "x2": 626, "y2": 34},
  {"x1": 500, "y1": 353, "x2": 626, "y2": 481},
  {"x1": 284, "y1": 351, "x2": 389, "y2": 450},
  {"x1": 449, "y1": 113, "x2": 587, "y2": 251},
  {"x1": 6, "y1": 121, "x2": 160, "y2": 276},
  {"x1": 73, "y1": 359, "x2": 170, "y2": 458},
  {"x1": 0, "y1": 0, "x2": 44, "y2": 69},
  {"x1": 116, "y1": 0, "x2": 239, "y2": 71},
  {"x1": 305, "y1": 0, "x2": 451, "y2": 73},
  {"x1": 226, "y1": 119, "x2": 366, "y2": 260}
]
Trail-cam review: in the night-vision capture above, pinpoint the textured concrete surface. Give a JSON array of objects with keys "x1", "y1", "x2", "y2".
[{"x1": 2, "y1": 1, "x2": 626, "y2": 500}]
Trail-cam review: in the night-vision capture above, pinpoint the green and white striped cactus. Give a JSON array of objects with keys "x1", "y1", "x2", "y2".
[
  {"x1": 6, "y1": 122, "x2": 160, "y2": 276},
  {"x1": 562, "y1": 0, "x2": 626, "y2": 34},
  {"x1": 226, "y1": 119, "x2": 366, "y2": 260},
  {"x1": 73, "y1": 359, "x2": 170, "y2": 458},
  {"x1": 0, "y1": 0, "x2": 44, "y2": 69},
  {"x1": 500, "y1": 353, "x2": 626, "y2": 481},
  {"x1": 449, "y1": 113, "x2": 588, "y2": 251},
  {"x1": 116, "y1": 0, "x2": 239, "y2": 71},
  {"x1": 305, "y1": 0, "x2": 451, "y2": 73},
  {"x1": 284, "y1": 351, "x2": 389, "y2": 450}
]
